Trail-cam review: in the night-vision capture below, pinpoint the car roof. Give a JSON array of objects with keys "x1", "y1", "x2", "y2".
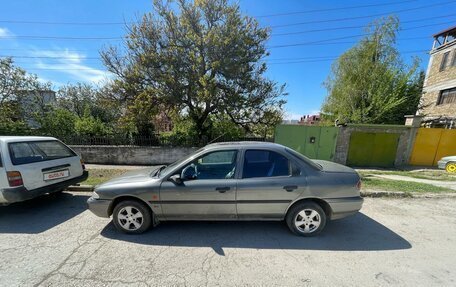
[
  {"x1": 204, "y1": 141, "x2": 285, "y2": 150},
  {"x1": 0, "y1": 136, "x2": 57, "y2": 143}
]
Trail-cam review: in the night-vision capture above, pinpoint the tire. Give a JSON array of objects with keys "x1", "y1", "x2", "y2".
[
  {"x1": 112, "y1": 200, "x2": 152, "y2": 234},
  {"x1": 446, "y1": 162, "x2": 456, "y2": 173},
  {"x1": 286, "y1": 201, "x2": 327, "y2": 237}
]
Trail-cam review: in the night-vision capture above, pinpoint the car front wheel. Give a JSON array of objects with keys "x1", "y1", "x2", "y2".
[
  {"x1": 112, "y1": 200, "x2": 152, "y2": 234},
  {"x1": 446, "y1": 162, "x2": 456, "y2": 173},
  {"x1": 286, "y1": 201, "x2": 327, "y2": 237}
]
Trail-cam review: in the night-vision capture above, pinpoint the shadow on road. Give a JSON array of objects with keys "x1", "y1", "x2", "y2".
[
  {"x1": 0, "y1": 192, "x2": 89, "y2": 234},
  {"x1": 101, "y1": 213, "x2": 411, "y2": 253}
]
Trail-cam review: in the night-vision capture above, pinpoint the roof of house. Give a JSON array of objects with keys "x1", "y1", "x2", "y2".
[{"x1": 433, "y1": 25, "x2": 456, "y2": 37}]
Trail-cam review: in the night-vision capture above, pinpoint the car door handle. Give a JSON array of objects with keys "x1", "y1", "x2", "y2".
[
  {"x1": 283, "y1": 185, "x2": 298, "y2": 192},
  {"x1": 215, "y1": 187, "x2": 230, "y2": 193}
]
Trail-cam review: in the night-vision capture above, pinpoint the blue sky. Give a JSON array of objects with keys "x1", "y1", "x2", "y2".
[{"x1": 0, "y1": 0, "x2": 455, "y2": 119}]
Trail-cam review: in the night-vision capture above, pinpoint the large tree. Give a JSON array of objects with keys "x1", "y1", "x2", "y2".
[
  {"x1": 0, "y1": 58, "x2": 44, "y2": 134},
  {"x1": 322, "y1": 16, "x2": 423, "y2": 125},
  {"x1": 101, "y1": 0, "x2": 285, "y2": 141}
]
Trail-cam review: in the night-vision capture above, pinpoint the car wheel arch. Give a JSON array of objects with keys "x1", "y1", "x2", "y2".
[
  {"x1": 108, "y1": 195, "x2": 153, "y2": 217},
  {"x1": 285, "y1": 198, "x2": 332, "y2": 219}
]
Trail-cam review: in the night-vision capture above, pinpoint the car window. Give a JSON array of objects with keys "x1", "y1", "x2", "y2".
[
  {"x1": 284, "y1": 147, "x2": 323, "y2": 170},
  {"x1": 9, "y1": 140, "x2": 76, "y2": 165},
  {"x1": 159, "y1": 148, "x2": 204, "y2": 177},
  {"x1": 243, "y1": 150, "x2": 290, "y2": 178},
  {"x1": 181, "y1": 150, "x2": 238, "y2": 180}
]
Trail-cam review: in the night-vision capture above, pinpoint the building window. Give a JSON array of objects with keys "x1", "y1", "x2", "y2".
[
  {"x1": 440, "y1": 51, "x2": 450, "y2": 71},
  {"x1": 437, "y1": 88, "x2": 456, "y2": 105}
]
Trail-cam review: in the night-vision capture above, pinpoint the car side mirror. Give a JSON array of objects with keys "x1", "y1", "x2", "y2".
[{"x1": 169, "y1": 174, "x2": 182, "y2": 184}]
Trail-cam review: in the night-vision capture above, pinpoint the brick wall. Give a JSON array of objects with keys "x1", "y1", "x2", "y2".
[{"x1": 420, "y1": 42, "x2": 456, "y2": 118}]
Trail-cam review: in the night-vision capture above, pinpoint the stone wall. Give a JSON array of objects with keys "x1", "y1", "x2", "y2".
[
  {"x1": 333, "y1": 125, "x2": 416, "y2": 167},
  {"x1": 70, "y1": 145, "x2": 198, "y2": 165}
]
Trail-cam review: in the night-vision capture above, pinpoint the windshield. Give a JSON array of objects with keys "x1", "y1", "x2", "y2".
[
  {"x1": 157, "y1": 148, "x2": 204, "y2": 177},
  {"x1": 284, "y1": 147, "x2": 323, "y2": 170}
]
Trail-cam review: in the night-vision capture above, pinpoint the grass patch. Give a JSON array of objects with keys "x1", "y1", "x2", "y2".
[
  {"x1": 83, "y1": 169, "x2": 128, "y2": 186},
  {"x1": 361, "y1": 176, "x2": 455, "y2": 193},
  {"x1": 359, "y1": 170, "x2": 456, "y2": 181}
]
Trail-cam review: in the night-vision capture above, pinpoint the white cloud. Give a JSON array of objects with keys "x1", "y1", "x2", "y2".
[
  {"x1": 0, "y1": 27, "x2": 14, "y2": 38},
  {"x1": 29, "y1": 48, "x2": 111, "y2": 84}
]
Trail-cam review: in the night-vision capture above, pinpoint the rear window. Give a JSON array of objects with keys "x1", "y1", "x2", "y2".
[{"x1": 8, "y1": 140, "x2": 76, "y2": 165}]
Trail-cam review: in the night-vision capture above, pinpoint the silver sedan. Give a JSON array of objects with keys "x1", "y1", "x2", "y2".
[{"x1": 87, "y1": 142, "x2": 363, "y2": 236}]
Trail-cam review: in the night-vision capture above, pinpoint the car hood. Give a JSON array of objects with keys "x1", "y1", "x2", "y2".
[
  {"x1": 96, "y1": 167, "x2": 158, "y2": 188},
  {"x1": 440, "y1": 156, "x2": 456, "y2": 161},
  {"x1": 313, "y1": 160, "x2": 357, "y2": 174}
]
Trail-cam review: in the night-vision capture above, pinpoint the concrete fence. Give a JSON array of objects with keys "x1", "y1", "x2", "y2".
[{"x1": 70, "y1": 145, "x2": 198, "y2": 165}]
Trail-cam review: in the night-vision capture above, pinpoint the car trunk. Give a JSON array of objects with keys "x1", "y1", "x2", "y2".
[
  {"x1": 312, "y1": 160, "x2": 357, "y2": 174},
  {"x1": 7, "y1": 140, "x2": 84, "y2": 191}
]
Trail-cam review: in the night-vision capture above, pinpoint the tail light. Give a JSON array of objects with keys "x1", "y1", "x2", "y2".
[
  {"x1": 80, "y1": 159, "x2": 86, "y2": 170},
  {"x1": 356, "y1": 180, "x2": 362, "y2": 190},
  {"x1": 7, "y1": 171, "x2": 23, "y2": 187}
]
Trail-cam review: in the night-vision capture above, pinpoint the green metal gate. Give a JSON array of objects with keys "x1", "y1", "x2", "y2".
[
  {"x1": 347, "y1": 132, "x2": 400, "y2": 167},
  {"x1": 274, "y1": 125, "x2": 338, "y2": 161}
]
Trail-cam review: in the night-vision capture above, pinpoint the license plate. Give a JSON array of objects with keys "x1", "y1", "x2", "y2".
[{"x1": 43, "y1": 169, "x2": 70, "y2": 181}]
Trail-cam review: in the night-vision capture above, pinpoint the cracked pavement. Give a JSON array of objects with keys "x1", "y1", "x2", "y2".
[{"x1": 1, "y1": 192, "x2": 456, "y2": 286}]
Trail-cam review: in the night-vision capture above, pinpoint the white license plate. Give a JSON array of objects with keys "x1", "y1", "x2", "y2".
[{"x1": 43, "y1": 169, "x2": 70, "y2": 181}]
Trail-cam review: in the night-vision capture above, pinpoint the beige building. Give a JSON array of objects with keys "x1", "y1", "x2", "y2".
[{"x1": 418, "y1": 26, "x2": 456, "y2": 128}]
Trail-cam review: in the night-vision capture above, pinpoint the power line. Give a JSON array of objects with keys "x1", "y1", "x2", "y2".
[
  {"x1": 268, "y1": 35, "x2": 430, "y2": 49},
  {"x1": 0, "y1": 0, "x2": 452, "y2": 29},
  {"x1": 0, "y1": 35, "x2": 123, "y2": 40},
  {"x1": 0, "y1": 20, "x2": 446, "y2": 44},
  {"x1": 272, "y1": 15, "x2": 456, "y2": 36},
  {"x1": 268, "y1": 50, "x2": 428, "y2": 64},
  {"x1": 4, "y1": 49, "x2": 429, "y2": 69},
  {"x1": 0, "y1": 20, "x2": 450, "y2": 42},
  {"x1": 271, "y1": 1, "x2": 456, "y2": 28},
  {"x1": 256, "y1": 0, "x2": 419, "y2": 18},
  {"x1": 267, "y1": 50, "x2": 428, "y2": 62},
  {"x1": 0, "y1": 0, "x2": 419, "y2": 26}
]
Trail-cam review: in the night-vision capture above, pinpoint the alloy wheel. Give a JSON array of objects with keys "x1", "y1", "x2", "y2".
[
  {"x1": 117, "y1": 206, "x2": 144, "y2": 231},
  {"x1": 294, "y1": 209, "x2": 321, "y2": 234}
]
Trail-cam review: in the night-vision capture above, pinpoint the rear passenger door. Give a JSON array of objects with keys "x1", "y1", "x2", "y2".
[
  {"x1": 7, "y1": 140, "x2": 83, "y2": 190},
  {"x1": 236, "y1": 149, "x2": 306, "y2": 219}
]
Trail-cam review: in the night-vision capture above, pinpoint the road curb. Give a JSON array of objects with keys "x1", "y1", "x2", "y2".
[{"x1": 67, "y1": 185, "x2": 94, "y2": 192}]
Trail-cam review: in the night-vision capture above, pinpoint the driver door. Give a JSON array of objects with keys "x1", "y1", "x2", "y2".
[{"x1": 159, "y1": 149, "x2": 239, "y2": 220}]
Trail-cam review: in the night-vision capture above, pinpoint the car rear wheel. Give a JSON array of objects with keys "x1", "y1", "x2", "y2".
[
  {"x1": 286, "y1": 201, "x2": 326, "y2": 237},
  {"x1": 112, "y1": 200, "x2": 152, "y2": 234},
  {"x1": 446, "y1": 162, "x2": 456, "y2": 173}
]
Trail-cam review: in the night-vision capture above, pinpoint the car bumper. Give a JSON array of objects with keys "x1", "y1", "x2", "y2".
[
  {"x1": 87, "y1": 197, "x2": 112, "y2": 218},
  {"x1": 437, "y1": 160, "x2": 447, "y2": 169},
  {"x1": 0, "y1": 171, "x2": 89, "y2": 204},
  {"x1": 326, "y1": 196, "x2": 364, "y2": 220}
]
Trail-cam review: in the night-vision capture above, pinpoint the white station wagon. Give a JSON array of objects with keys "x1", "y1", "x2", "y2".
[{"x1": 0, "y1": 136, "x2": 88, "y2": 205}]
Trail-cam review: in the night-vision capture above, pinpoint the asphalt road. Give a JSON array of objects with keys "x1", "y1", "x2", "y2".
[{"x1": 1, "y1": 192, "x2": 455, "y2": 287}]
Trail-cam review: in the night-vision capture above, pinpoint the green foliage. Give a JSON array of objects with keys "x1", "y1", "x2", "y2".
[
  {"x1": 36, "y1": 108, "x2": 77, "y2": 137},
  {"x1": 101, "y1": 0, "x2": 286, "y2": 142},
  {"x1": 57, "y1": 83, "x2": 120, "y2": 124},
  {"x1": 75, "y1": 108, "x2": 112, "y2": 136},
  {"x1": 322, "y1": 16, "x2": 423, "y2": 125}
]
